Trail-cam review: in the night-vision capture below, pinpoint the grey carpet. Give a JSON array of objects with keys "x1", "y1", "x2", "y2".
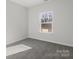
[{"x1": 6, "y1": 38, "x2": 73, "y2": 59}]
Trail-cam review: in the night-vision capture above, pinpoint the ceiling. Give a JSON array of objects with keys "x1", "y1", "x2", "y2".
[{"x1": 10, "y1": 0, "x2": 52, "y2": 7}]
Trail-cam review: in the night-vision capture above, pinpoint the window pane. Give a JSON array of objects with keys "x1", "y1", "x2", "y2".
[{"x1": 41, "y1": 24, "x2": 52, "y2": 32}]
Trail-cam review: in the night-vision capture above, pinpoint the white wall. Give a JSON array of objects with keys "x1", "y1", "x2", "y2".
[
  {"x1": 28, "y1": 0, "x2": 73, "y2": 46},
  {"x1": 6, "y1": 0, "x2": 28, "y2": 45}
]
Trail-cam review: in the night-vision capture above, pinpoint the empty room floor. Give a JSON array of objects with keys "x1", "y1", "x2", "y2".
[{"x1": 6, "y1": 38, "x2": 73, "y2": 59}]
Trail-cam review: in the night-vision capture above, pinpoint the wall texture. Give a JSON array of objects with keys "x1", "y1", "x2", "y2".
[
  {"x1": 6, "y1": 0, "x2": 28, "y2": 45},
  {"x1": 28, "y1": 0, "x2": 73, "y2": 46}
]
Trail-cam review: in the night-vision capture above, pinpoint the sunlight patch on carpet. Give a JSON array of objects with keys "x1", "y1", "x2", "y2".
[{"x1": 6, "y1": 44, "x2": 32, "y2": 56}]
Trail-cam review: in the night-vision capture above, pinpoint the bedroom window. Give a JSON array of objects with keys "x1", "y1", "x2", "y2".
[{"x1": 40, "y1": 11, "x2": 54, "y2": 33}]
